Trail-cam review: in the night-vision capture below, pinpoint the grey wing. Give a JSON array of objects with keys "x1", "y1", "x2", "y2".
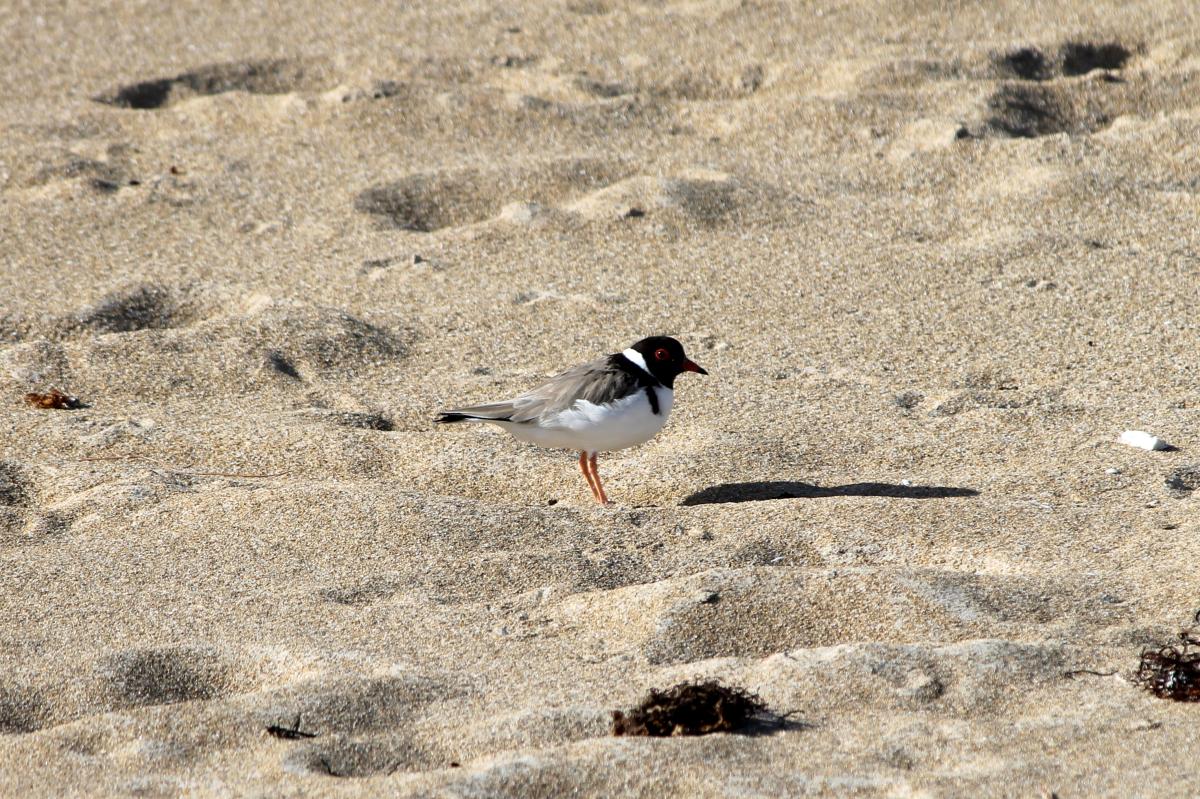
[
  {"x1": 452, "y1": 357, "x2": 636, "y2": 424},
  {"x1": 504, "y1": 355, "x2": 643, "y2": 422}
]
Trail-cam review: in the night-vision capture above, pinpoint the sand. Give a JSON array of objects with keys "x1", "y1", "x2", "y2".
[{"x1": 2, "y1": 0, "x2": 1200, "y2": 795}]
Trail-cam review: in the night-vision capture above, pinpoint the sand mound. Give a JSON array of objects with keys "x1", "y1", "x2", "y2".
[
  {"x1": 564, "y1": 170, "x2": 744, "y2": 224},
  {"x1": 551, "y1": 566, "x2": 1132, "y2": 664},
  {"x1": 1, "y1": 288, "x2": 407, "y2": 403}
]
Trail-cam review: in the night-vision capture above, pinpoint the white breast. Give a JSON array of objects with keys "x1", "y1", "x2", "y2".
[{"x1": 498, "y1": 387, "x2": 673, "y2": 453}]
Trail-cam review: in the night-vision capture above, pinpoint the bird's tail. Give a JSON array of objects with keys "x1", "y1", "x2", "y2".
[
  {"x1": 434, "y1": 402, "x2": 516, "y2": 424},
  {"x1": 434, "y1": 412, "x2": 477, "y2": 423}
]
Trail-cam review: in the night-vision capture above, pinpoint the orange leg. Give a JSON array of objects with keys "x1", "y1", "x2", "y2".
[
  {"x1": 588, "y1": 453, "x2": 611, "y2": 505},
  {"x1": 579, "y1": 451, "x2": 601, "y2": 502}
]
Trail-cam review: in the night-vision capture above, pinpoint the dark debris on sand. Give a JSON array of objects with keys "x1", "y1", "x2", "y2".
[
  {"x1": 266, "y1": 723, "x2": 318, "y2": 740},
  {"x1": 611, "y1": 680, "x2": 773, "y2": 736},
  {"x1": 1165, "y1": 465, "x2": 1200, "y2": 497},
  {"x1": 1135, "y1": 616, "x2": 1200, "y2": 702},
  {"x1": 23, "y1": 389, "x2": 85, "y2": 410}
]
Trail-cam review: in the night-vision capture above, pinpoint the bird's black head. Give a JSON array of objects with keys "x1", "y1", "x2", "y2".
[{"x1": 626, "y1": 336, "x2": 708, "y2": 388}]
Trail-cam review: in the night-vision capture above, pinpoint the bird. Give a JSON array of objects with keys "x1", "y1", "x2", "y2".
[{"x1": 435, "y1": 336, "x2": 708, "y2": 505}]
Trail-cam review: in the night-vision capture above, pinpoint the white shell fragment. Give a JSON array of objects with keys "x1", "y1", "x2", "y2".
[{"x1": 1118, "y1": 430, "x2": 1172, "y2": 451}]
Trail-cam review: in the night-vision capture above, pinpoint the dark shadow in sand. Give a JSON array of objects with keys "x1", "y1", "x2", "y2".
[
  {"x1": 681, "y1": 481, "x2": 980, "y2": 506},
  {"x1": 741, "y1": 714, "x2": 816, "y2": 736}
]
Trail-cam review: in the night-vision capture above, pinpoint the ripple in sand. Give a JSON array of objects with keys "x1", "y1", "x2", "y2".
[
  {"x1": 283, "y1": 735, "x2": 440, "y2": 778},
  {"x1": 552, "y1": 567, "x2": 1133, "y2": 666},
  {"x1": 354, "y1": 157, "x2": 629, "y2": 232},
  {"x1": 256, "y1": 673, "x2": 454, "y2": 737}
]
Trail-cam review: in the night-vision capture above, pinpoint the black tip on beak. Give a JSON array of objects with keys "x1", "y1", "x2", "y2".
[{"x1": 683, "y1": 359, "x2": 708, "y2": 375}]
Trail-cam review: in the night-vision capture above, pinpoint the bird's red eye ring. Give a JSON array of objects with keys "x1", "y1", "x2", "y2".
[{"x1": 654, "y1": 347, "x2": 670, "y2": 361}]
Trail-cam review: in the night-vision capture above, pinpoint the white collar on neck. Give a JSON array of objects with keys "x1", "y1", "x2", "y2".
[{"x1": 621, "y1": 348, "x2": 652, "y2": 376}]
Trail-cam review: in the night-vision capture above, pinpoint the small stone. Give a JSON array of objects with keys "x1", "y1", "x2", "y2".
[
  {"x1": 879, "y1": 747, "x2": 915, "y2": 770},
  {"x1": 898, "y1": 674, "x2": 944, "y2": 703},
  {"x1": 498, "y1": 201, "x2": 545, "y2": 224},
  {"x1": 1105, "y1": 468, "x2": 1121, "y2": 475},
  {"x1": 1118, "y1": 430, "x2": 1172, "y2": 451}
]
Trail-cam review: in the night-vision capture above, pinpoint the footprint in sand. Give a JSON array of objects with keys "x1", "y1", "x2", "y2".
[
  {"x1": 95, "y1": 58, "x2": 331, "y2": 110},
  {"x1": 0, "y1": 685, "x2": 48, "y2": 734},
  {"x1": 99, "y1": 646, "x2": 235, "y2": 707},
  {"x1": 982, "y1": 39, "x2": 1191, "y2": 138}
]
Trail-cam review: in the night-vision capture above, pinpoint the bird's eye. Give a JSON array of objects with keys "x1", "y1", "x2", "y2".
[{"x1": 654, "y1": 348, "x2": 670, "y2": 361}]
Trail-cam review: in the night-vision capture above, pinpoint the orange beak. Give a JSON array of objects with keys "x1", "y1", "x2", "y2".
[{"x1": 683, "y1": 359, "x2": 708, "y2": 375}]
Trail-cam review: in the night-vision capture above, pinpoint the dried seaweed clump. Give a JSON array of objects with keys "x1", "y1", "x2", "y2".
[
  {"x1": 611, "y1": 680, "x2": 769, "y2": 737},
  {"x1": 1136, "y1": 630, "x2": 1200, "y2": 702},
  {"x1": 23, "y1": 389, "x2": 84, "y2": 410}
]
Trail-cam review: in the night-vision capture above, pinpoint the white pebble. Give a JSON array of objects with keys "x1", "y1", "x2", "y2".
[
  {"x1": 1105, "y1": 468, "x2": 1121, "y2": 475},
  {"x1": 1118, "y1": 430, "x2": 1171, "y2": 451}
]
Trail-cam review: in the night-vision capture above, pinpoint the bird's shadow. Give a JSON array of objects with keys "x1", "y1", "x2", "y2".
[
  {"x1": 741, "y1": 713, "x2": 816, "y2": 736},
  {"x1": 680, "y1": 480, "x2": 980, "y2": 506}
]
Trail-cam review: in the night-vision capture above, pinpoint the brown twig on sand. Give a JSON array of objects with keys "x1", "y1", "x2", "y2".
[{"x1": 1063, "y1": 669, "x2": 1118, "y2": 679}]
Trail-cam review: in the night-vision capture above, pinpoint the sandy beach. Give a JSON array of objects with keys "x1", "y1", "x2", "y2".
[{"x1": 3, "y1": 0, "x2": 1200, "y2": 795}]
